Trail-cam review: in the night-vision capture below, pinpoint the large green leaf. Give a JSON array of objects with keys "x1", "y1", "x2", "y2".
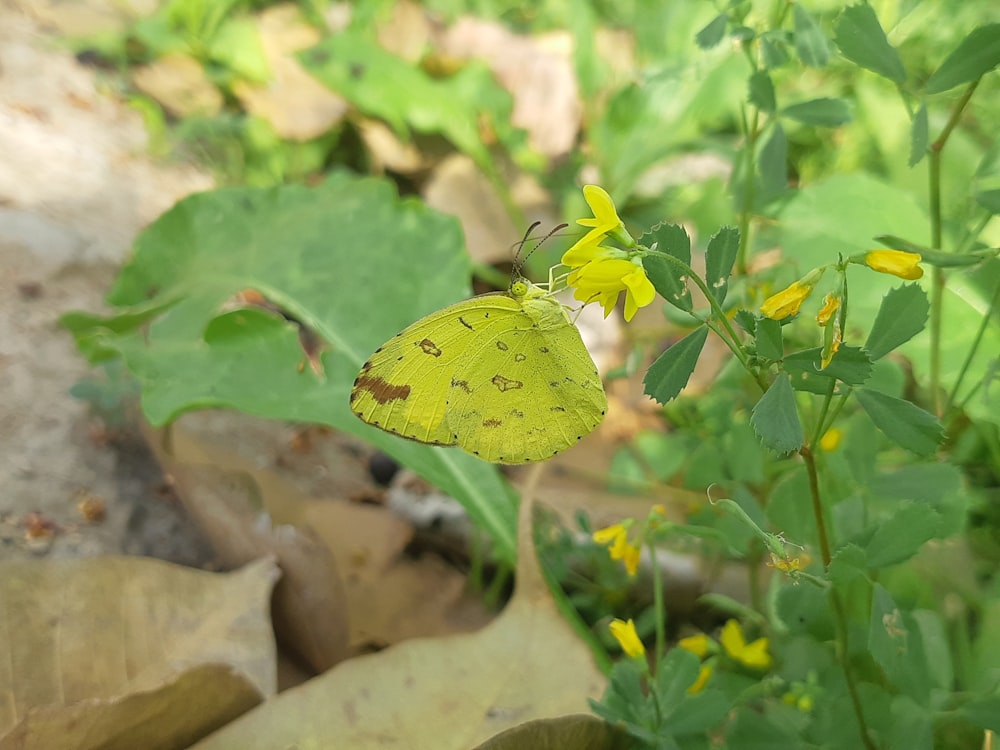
[
  {"x1": 854, "y1": 388, "x2": 943, "y2": 456},
  {"x1": 864, "y1": 284, "x2": 930, "y2": 360},
  {"x1": 751, "y1": 373, "x2": 803, "y2": 454},
  {"x1": 643, "y1": 327, "x2": 709, "y2": 405},
  {"x1": 62, "y1": 175, "x2": 519, "y2": 564}
]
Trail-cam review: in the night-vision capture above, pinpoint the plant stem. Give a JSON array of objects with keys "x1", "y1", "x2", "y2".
[
  {"x1": 649, "y1": 539, "x2": 666, "y2": 664},
  {"x1": 945, "y1": 278, "x2": 1000, "y2": 418},
  {"x1": 927, "y1": 79, "x2": 980, "y2": 416},
  {"x1": 801, "y1": 446, "x2": 877, "y2": 750},
  {"x1": 645, "y1": 249, "x2": 768, "y2": 391},
  {"x1": 737, "y1": 106, "x2": 761, "y2": 276}
]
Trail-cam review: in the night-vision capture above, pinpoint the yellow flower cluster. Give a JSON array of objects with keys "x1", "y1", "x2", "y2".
[
  {"x1": 676, "y1": 619, "x2": 772, "y2": 693},
  {"x1": 592, "y1": 522, "x2": 641, "y2": 577},
  {"x1": 562, "y1": 186, "x2": 655, "y2": 322}
]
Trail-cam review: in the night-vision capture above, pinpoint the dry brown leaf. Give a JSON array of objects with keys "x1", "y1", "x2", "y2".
[
  {"x1": 439, "y1": 18, "x2": 581, "y2": 158},
  {"x1": 14, "y1": 0, "x2": 157, "y2": 37},
  {"x1": 131, "y1": 54, "x2": 223, "y2": 118},
  {"x1": 423, "y1": 155, "x2": 553, "y2": 265},
  {"x1": 148, "y1": 420, "x2": 351, "y2": 673},
  {"x1": 188, "y1": 466, "x2": 607, "y2": 750},
  {"x1": 0, "y1": 557, "x2": 278, "y2": 748},
  {"x1": 376, "y1": 0, "x2": 432, "y2": 63},
  {"x1": 471, "y1": 714, "x2": 631, "y2": 750},
  {"x1": 162, "y1": 413, "x2": 492, "y2": 652},
  {"x1": 0, "y1": 664, "x2": 262, "y2": 750},
  {"x1": 232, "y1": 4, "x2": 348, "y2": 141},
  {"x1": 357, "y1": 117, "x2": 429, "y2": 174}
]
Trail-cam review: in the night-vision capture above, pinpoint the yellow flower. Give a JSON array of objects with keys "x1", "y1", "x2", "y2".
[
  {"x1": 820, "y1": 318, "x2": 842, "y2": 369},
  {"x1": 819, "y1": 427, "x2": 842, "y2": 451},
  {"x1": 769, "y1": 552, "x2": 802, "y2": 574},
  {"x1": 816, "y1": 293, "x2": 840, "y2": 326},
  {"x1": 677, "y1": 633, "x2": 712, "y2": 659},
  {"x1": 563, "y1": 185, "x2": 629, "y2": 259},
  {"x1": 567, "y1": 255, "x2": 655, "y2": 322},
  {"x1": 864, "y1": 250, "x2": 923, "y2": 280},
  {"x1": 688, "y1": 663, "x2": 713, "y2": 694},
  {"x1": 760, "y1": 281, "x2": 814, "y2": 320},
  {"x1": 720, "y1": 619, "x2": 772, "y2": 670},
  {"x1": 593, "y1": 522, "x2": 642, "y2": 577},
  {"x1": 609, "y1": 618, "x2": 646, "y2": 659}
]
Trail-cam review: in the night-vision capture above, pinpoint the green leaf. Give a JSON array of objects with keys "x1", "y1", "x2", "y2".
[
  {"x1": 925, "y1": 23, "x2": 1000, "y2": 94},
  {"x1": 784, "y1": 345, "x2": 873, "y2": 390},
  {"x1": 696, "y1": 14, "x2": 728, "y2": 49},
  {"x1": 748, "y1": 71, "x2": 776, "y2": 112},
  {"x1": 61, "y1": 175, "x2": 520, "y2": 565},
  {"x1": 704, "y1": 227, "x2": 740, "y2": 304},
  {"x1": 781, "y1": 97, "x2": 851, "y2": 127},
  {"x1": 793, "y1": 5, "x2": 830, "y2": 68},
  {"x1": 760, "y1": 33, "x2": 790, "y2": 69},
  {"x1": 908, "y1": 103, "x2": 928, "y2": 167},
  {"x1": 868, "y1": 585, "x2": 934, "y2": 703},
  {"x1": 299, "y1": 32, "x2": 515, "y2": 171},
  {"x1": 758, "y1": 123, "x2": 788, "y2": 199},
  {"x1": 751, "y1": 373, "x2": 803, "y2": 454},
  {"x1": 960, "y1": 697, "x2": 1000, "y2": 732},
  {"x1": 644, "y1": 327, "x2": 709, "y2": 405},
  {"x1": 854, "y1": 388, "x2": 943, "y2": 456},
  {"x1": 755, "y1": 317, "x2": 783, "y2": 362},
  {"x1": 208, "y1": 16, "x2": 270, "y2": 83},
  {"x1": 643, "y1": 224, "x2": 693, "y2": 312},
  {"x1": 973, "y1": 144, "x2": 1000, "y2": 214},
  {"x1": 865, "y1": 284, "x2": 930, "y2": 360},
  {"x1": 834, "y1": 3, "x2": 907, "y2": 84},
  {"x1": 652, "y1": 650, "x2": 730, "y2": 734},
  {"x1": 863, "y1": 502, "x2": 942, "y2": 568}
]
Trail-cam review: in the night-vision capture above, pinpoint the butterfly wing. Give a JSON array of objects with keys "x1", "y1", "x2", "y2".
[
  {"x1": 350, "y1": 294, "x2": 517, "y2": 445},
  {"x1": 446, "y1": 294, "x2": 607, "y2": 463}
]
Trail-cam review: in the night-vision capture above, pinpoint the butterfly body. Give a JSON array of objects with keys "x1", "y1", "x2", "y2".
[{"x1": 351, "y1": 280, "x2": 607, "y2": 463}]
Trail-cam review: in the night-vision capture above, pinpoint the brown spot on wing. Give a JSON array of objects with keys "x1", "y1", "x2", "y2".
[
  {"x1": 417, "y1": 338, "x2": 442, "y2": 357},
  {"x1": 514, "y1": 353, "x2": 526, "y2": 362},
  {"x1": 482, "y1": 418, "x2": 503, "y2": 427},
  {"x1": 492, "y1": 374, "x2": 523, "y2": 392},
  {"x1": 459, "y1": 316, "x2": 474, "y2": 330},
  {"x1": 354, "y1": 375, "x2": 411, "y2": 405},
  {"x1": 496, "y1": 340, "x2": 509, "y2": 351},
  {"x1": 451, "y1": 377, "x2": 472, "y2": 393}
]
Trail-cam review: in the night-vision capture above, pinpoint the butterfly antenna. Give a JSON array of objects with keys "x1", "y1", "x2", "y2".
[{"x1": 512, "y1": 222, "x2": 570, "y2": 279}]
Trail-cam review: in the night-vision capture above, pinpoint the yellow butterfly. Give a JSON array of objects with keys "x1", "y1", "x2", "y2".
[{"x1": 350, "y1": 277, "x2": 607, "y2": 463}]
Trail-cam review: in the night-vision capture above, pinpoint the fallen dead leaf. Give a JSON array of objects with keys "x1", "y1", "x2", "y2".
[
  {"x1": 232, "y1": 4, "x2": 348, "y2": 141},
  {"x1": 14, "y1": 0, "x2": 157, "y2": 37},
  {"x1": 0, "y1": 556, "x2": 278, "y2": 749},
  {"x1": 161, "y1": 413, "x2": 493, "y2": 653},
  {"x1": 148, "y1": 420, "x2": 351, "y2": 674},
  {"x1": 376, "y1": 0, "x2": 432, "y2": 63},
  {"x1": 438, "y1": 18, "x2": 581, "y2": 158},
  {"x1": 471, "y1": 714, "x2": 631, "y2": 750},
  {"x1": 131, "y1": 53, "x2": 223, "y2": 118},
  {"x1": 423, "y1": 154, "x2": 554, "y2": 265},
  {"x1": 188, "y1": 466, "x2": 607, "y2": 749}
]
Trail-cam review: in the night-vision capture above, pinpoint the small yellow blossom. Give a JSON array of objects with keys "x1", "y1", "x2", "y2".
[
  {"x1": 609, "y1": 618, "x2": 646, "y2": 659},
  {"x1": 760, "y1": 281, "x2": 812, "y2": 319},
  {"x1": 864, "y1": 250, "x2": 923, "y2": 280},
  {"x1": 593, "y1": 522, "x2": 642, "y2": 577},
  {"x1": 567, "y1": 255, "x2": 655, "y2": 322},
  {"x1": 563, "y1": 185, "x2": 629, "y2": 260},
  {"x1": 688, "y1": 663, "x2": 713, "y2": 694},
  {"x1": 678, "y1": 633, "x2": 712, "y2": 659},
  {"x1": 816, "y1": 293, "x2": 841, "y2": 326},
  {"x1": 720, "y1": 619, "x2": 772, "y2": 670},
  {"x1": 769, "y1": 552, "x2": 802, "y2": 574},
  {"x1": 621, "y1": 543, "x2": 641, "y2": 576},
  {"x1": 820, "y1": 319, "x2": 842, "y2": 369},
  {"x1": 820, "y1": 427, "x2": 842, "y2": 451}
]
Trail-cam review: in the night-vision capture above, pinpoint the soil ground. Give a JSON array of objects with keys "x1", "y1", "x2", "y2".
[{"x1": 0, "y1": 5, "x2": 216, "y2": 564}]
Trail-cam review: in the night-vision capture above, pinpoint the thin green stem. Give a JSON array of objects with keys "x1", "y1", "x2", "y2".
[
  {"x1": 646, "y1": 249, "x2": 769, "y2": 392},
  {"x1": 801, "y1": 446, "x2": 877, "y2": 750},
  {"x1": 927, "y1": 79, "x2": 980, "y2": 416},
  {"x1": 945, "y1": 279, "x2": 1000, "y2": 417},
  {"x1": 737, "y1": 107, "x2": 761, "y2": 276},
  {"x1": 810, "y1": 378, "x2": 838, "y2": 449},
  {"x1": 649, "y1": 539, "x2": 666, "y2": 664}
]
